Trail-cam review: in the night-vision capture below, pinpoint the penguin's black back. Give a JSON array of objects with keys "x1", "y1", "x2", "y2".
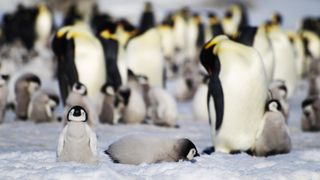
[{"x1": 236, "y1": 26, "x2": 258, "y2": 46}]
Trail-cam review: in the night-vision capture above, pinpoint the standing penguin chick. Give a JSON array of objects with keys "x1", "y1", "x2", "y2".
[
  {"x1": 57, "y1": 106, "x2": 98, "y2": 164},
  {"x1": 14, "y1": 73, "x2": 41, "y2": 120},
  {"x1": 64, "y1": 82, "x2": 98, "y2": 128},
  {"x1": 301, "y1": 96, "x2": 320, "y2": 131},
  {"x1": 148, "y1": 87, "x2": 178, "y2": 127},
  {"x1": 268, "y1": 80, "x2": 289, "y2": 121},
  {"x1": 254, "y1": 99, "x2": 291, "y2": 156},
  {"x1": 114, "y1": 86, "x2": 146, "y2": 124},
  {"x1": 0, "y1": 74, "x2": 10, "y2": 123},
  {"x1": 98, "y1": 84, "x2": 116, "y2": 124},
  {"x1": 28, "y1": 89, "x2": 60, "y2": 123},
  {"x1": 104, "y1": 135, "x2": 199, "y2": 165}
]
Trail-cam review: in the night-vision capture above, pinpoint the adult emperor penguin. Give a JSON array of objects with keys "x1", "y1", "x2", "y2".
[
  {"x1": 57, "y1": 106, "x2": 98, "y2": 164},
  {"x1": 186, "y1": 13, "x2": 204, "y2": 63},
  {"x1": 14, "y1": 73, "x2": 41, "y2": 120},
  {"x1": 52, "y1": 23, "x2": 106, "y2": 104},
  {"x1": 126, "y1": 18, "x2": 164, "y2": 87},
  {"x1": 104, "y1": 134, "x2": 199, "y2": 164},
  {"x1": 236, "y1": 25, "x2": 275, "y2": 83},
  {"x1": 287, "y1": 31, "x2": 307, "y2": 78},
  {"x1": 267, "y1": 15, "x2": 298, "y2": 98},
  {"x1": 138, "y1": 2, "x2": 155, "y2": 34},
  {"x1": 148, "y1": 87, "x2": 178, "y2": 127},
  {"x1": 99, "y1": 28, "x2": 122, "y2": 91},
  {"x1": 0, "y1": 74, "x2": 10, "y2": 123},
  {"x1": 200, "y1": 35, "x2": 268, "y2": 154},
  {"x1": 254, "y1": 99, "x2": 291, "y2": 156},
  {"x1": 34, "y1": 4, "x2": 53, "y2": 50},
  {"x1": 221, "y1": 3, "x2": 249, "y2": 38},
  {"x1": 64, "y1": 82, "x2": 98, "y2": 128},
  {"x1": 28, "y1": 89, "x2": 60, "y2": 123},
  {"x1": 301, "y1": 30, "x2": 320, "y2": 60}
]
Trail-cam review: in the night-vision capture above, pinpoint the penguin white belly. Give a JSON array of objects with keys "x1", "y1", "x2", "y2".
[
  {"x1": 126, "y1": 31, "x2": 164, "y2": 87},
  {"x1": 192, "y1": 84, "x2": 208, "y2": 121},
  {"x1": 123, "y1": 89, "x2": 146, "y2": 124},
  {"x1": 214, "y1": 48, "x2": 268, "y2": 153},
  {"x1": 270, "y1": 33, "x2": 297, "y2": 98},
  {"x1": 253, "y1": 33, "x2": 275, "y2": 83},
  {"x1": 159, "y1": 27, "x2": 175, "y2": 60},
  {"x1": 117, "y1": 45, "x2": 128, "y2": 85},
  {"x1": 186, "y1": 22, "x2": 198, "y2": 62},
  {"x1": 74, "y1": 38, "x2": 106, "y2": 98},
  {"x1": 35, "y1": 10, "x2": 52, "y2": 46}
]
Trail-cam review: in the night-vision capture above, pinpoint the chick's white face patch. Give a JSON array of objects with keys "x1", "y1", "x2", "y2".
[
  {"x1": 68, "y1": 109, "x2": 87, "y2": 122},
  {"x1": 187, "y1": 148, "x2": 197, "y2": 160}
]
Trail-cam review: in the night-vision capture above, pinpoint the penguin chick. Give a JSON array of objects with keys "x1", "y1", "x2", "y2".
[
  {"x1": 301, "y1": 96, "x2": 320, "y2": 131},
  {"x1": 148, "y1": 87, "x2": 178, "y2": 127},
  {"x1": 254, "y1": 99, "x2": 292, "y2": 156},
  {"x1": 114, "y1": 86, "x2": 146, "y2": 124},
  {"x1": 0, "y1": 74, "x2": 10, "y2": 123},
  {"x1": 57, "y1": 106, "x2": 98, "y2": 164},
  {"x1": 64, "y1": 82, "x2": 98, "y2": 128},
  {"x1": 98, "y1": 84, "x2": 116, "y2": 124},
  {"x1": 268, "y1": 80, "x2": 289, "y2": 121},
  {"x1": 14, "y1": 73, "x2": 41, "y2": 120},
  {"x1": 28, "y1": 89, "x2": 60, "y2": 123},
  {"x1": 104, "y1": 135, "x2": 199, "y2": 165}
]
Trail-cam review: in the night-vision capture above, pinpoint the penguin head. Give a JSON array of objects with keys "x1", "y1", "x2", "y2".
[
  {"x1": 208, "y1": 12, "x2": 218, "y2": 25},
  {"x1": 271, "y1": 12, "x2": 283, "y2": 26},
  {"x1": 48, "y1": 94, "x2": 60, "y2": 109},
  {"x1": 222, "y1": 4, "x2": 243, "y2": 37},
  {"x1": 67, "y1": 106, "x2": 87, "y2": 122},
  {"x1": 200, "y1": 35, "x2": 228, "y2": 76},
  {"x1": 72, "y1": 82, "x2": 87, "y2": 96},
  {"x1": 266, "y1": 99, "x2": 282, "y2": 112},
  {"x1": 0, "y1": 74, "x2": 10, "y2": 86},
  {"x1": 301, "y1": 96, "x2": 319, "y2": 120},
  {"x1": 144, "y1": 2, "x2": 153, "y2": 12},
  {"x1": 26, "y1": 75, "x2": 41, "y2": 94},
  {"x1": 115, "y1": 86, "x2": 131, "y2": 107},
  {"x1": 192, "y1": 13, "x2": 201, "y2": 24},
  {"x1": 270, "y1": 80, "x2": 288, "y2": 99},
  {"x1": 178, "y1": 138, "x2": 200, "y2": 161},
  {"x1": 101, "y1": 83, "x2": 115, "y2": 96}
]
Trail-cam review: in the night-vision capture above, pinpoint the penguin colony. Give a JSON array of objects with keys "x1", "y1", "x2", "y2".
[{"x1": 0, "y1": 1, "x2": 318, "y2": 165}]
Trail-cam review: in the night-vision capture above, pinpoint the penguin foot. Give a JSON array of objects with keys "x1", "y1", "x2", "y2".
[{"x1": 202, "y1": 146, "x2": 215, "y2": 155}]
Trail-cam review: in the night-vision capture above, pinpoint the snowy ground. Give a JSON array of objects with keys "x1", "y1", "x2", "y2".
[{"x1": 0, "y1": 0, "x2": 320, "y2": 179}]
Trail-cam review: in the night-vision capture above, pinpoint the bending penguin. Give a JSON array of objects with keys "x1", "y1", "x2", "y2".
[
  {"x1": 254, "y1": 99, "x2": 291, "y2": 156},
  {"x1": 200, "y1": 35, "x2": 268, "y2": 154},
  {"x1": 51, "y1": 23, "x2": 106, "y2": 104},
  {"x1": 14, "y1": 73, "x2": 41, "y2": 120},
  {"x1": 57, "y1": 106, "x2": 98, "y2": 164},
  {"x1": 104, "y1": 134, "x2": 199, "y2": 165},
  {"x1": 28, "y1": 89, "x2": 60, "y2": 123}
]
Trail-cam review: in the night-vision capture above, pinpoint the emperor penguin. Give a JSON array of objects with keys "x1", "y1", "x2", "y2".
[
  {"x1": 236, "y1": 25, "x2": 275, "y2": 83},
  {"x1": 125, "y1": 23, "x2": 164, "y2": 88},
  {"x1": 148, "y1": 87, "x2": 178, "y2": 128},
  {"x1": 267, "y1": 15, "x2": 298, "y2": 98},
  {"x1": 268, "y1": 80, "x2": 289, "y2": 121},
  {"x1": 287, "y1": 31, "x2": 307, "y2": 78},
  {"x1": 104, "y1": 134, "x2": 199, "y2": 165},
  {"x1": 254, "y1": 99, "x2": 291, "y2": 156},
  {"x1": 192, "y1": 74, "x2": 210, "y2": 122},
  {"x1": 221, "y1": 3, "x2": 249, "y2": 38},
  {"x1": 99, "y1": 28, "x2": 123, "y2": 91},
  {"x1": 114, "y1": 86, "x2": 146, "y2": 124},
  {"x1": 28, "y1": 89, "x2": 60, "y2": 123},
  {"x1": 34, "y1": 4, "x2": 53, "y2": 50},
  {"x1": 115, "y1": 18, "x2": 136, "y2": 47},
  {"x1": 97, "y1": 84, "x2": 116, "y2": 125},
  {"x1": 57, "y1": 106, "x2": 98, "y2": 164},
  {"x1": 14, "y1": 73, "x2": 41, "y2": 120},
  {"x1": 301, "y1": 30, "x2": 320, "y2": 60},
  {"x1": 52, "y1": 24, "x2": 107, "y2": 104},
  {"x1": 186, "y1": 13, "x2": 204, "y2": 63},
  {"x1": 0, "y1": 74, "x2": 10, "y2": 123},
  {"x1": 138, "y1": 2, "x2": 155, "y2": 33},
  {"x1": 200, "y1": 35, "x2": 268, "y2": 154},
  {"x1": 301, "y1": 96, "x2": 320, "y2": 132},
  {"x1": 205, "y1": 12, "x2": 224, "y2": 42},
  {"x1": 64, "y1": 82, "x2": 98, "y2": 128}
]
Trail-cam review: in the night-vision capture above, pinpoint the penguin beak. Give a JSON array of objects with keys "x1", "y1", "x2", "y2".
[{"x1": 195, "y1": 152, "x2": 200, "y2": 157}]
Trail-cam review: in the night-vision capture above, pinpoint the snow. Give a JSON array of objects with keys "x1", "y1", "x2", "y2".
[{"x1": 0, "y1": 0, "x2": 320, "y2": 179}]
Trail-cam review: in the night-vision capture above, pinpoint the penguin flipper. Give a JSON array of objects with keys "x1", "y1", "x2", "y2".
[
  {"x1": 57, "y1": 126, "x2": 68, "y2": 157},
  {"x1": 86, "y1": 125, "x2": 98, "y2": 156}
]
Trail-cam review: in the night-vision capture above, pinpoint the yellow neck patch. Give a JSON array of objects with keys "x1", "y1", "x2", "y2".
[
  {"x1": 100, "y1": 30, "x2": 117, "y2": 40},
  {"x1": 205, "y1": 35, "x2": 229, "y2": 49}
]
